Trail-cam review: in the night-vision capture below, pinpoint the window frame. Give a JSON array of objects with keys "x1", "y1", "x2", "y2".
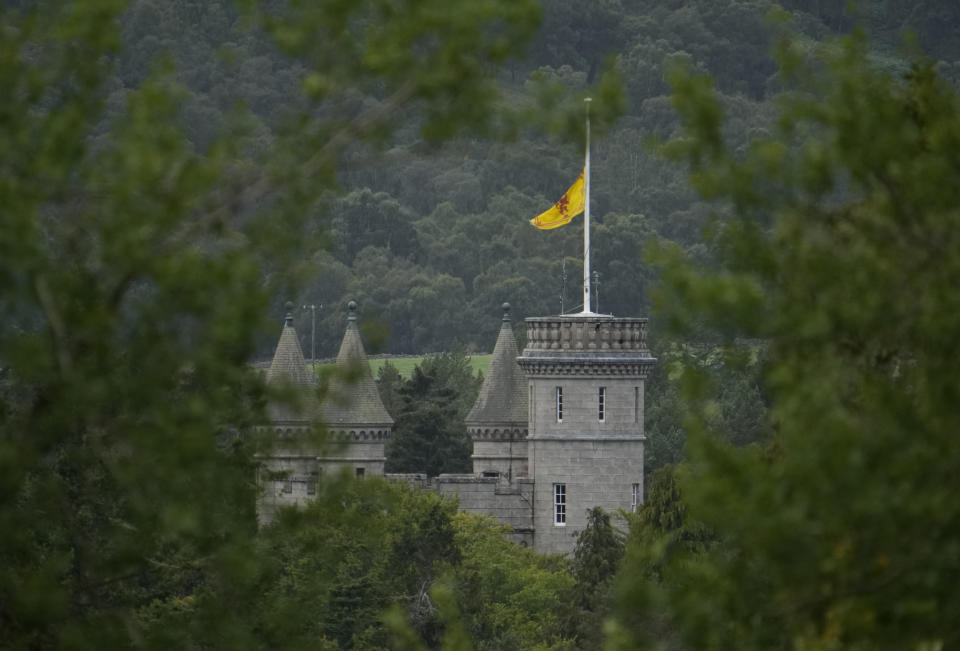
[{"x1": 553, "y1": 483, "x2": 567, "y2": 526}]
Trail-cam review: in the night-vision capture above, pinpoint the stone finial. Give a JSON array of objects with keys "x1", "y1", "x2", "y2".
[
  {"x1": 284, "y1": 301, "x2": 294, "y2": 325},
  {"x1": 502, "y1": 302, "x2": 511, "y2": 323},
  {"x1": 347, "y1": 300, "x2": 358, "y2": 321}
]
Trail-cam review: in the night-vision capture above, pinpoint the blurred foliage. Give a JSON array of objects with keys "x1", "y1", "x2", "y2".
[
  {"x1": 0, "y1": 0, "x2": 541, "y2": 646},
  {"x1": 610, "y1": 30, "x2": 960, "y2": 650}
]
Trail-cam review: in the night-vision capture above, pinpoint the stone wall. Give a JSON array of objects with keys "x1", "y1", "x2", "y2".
[
  {"x1": 530, "y1": 438, "x2": 643, "y2": 554},
  {"x1": 470, "y1": 439, "x2": 529, "y2": 478},
  {"x1": 435, "y1": 475, "x2": 535, "y2": 547},
  {"x1": 256, "y1": 451, "x2": 319, "y2": 525},
  {"x1": 315, "y1": 439, "x2": 387, "y2": 477}
]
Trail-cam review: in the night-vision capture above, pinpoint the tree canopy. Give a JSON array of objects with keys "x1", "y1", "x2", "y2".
[{"x1": 611, "y1": 30, "x2": 960, "y2": 650}]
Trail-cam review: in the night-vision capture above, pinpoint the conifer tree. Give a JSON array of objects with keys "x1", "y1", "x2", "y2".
[{"x1": 611, "y1": 32, "x2": 960, "y2": 650}]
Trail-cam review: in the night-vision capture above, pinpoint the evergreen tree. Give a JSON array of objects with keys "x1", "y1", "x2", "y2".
[
  {"x1": 611, "y1": 32, "x2": 960, "y2": 650},
  {"x1": 568, "y1": 507, "x2": 625, "y2": 649},
  {"x1": 385, "y1": 362, "x2": 473, "y2": 476},
  {"x1": 0, "y1": 0, "x2": 540, "y2": 646}
]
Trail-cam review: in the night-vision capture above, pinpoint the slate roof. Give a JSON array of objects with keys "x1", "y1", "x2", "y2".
[
  {"x1": 265, "y1": 305, "x2": 319, "y2": 423},
  {"x1": 466, "y1": 303, "x2": 528, "y2": 427},
  {"x1": 321, "y1": 301, "x2": 394, "y2": 427}
]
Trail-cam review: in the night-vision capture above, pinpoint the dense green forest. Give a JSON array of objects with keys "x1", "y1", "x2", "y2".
[
  {"x1": 3, "y1": 0, "x2": 960, "y2": 648},
  {"x1": 90, "y1": 0, "x2": 960, "y2": 359}
]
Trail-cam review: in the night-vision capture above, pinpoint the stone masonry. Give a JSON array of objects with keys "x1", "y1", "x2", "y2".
[{"x1": 519, "y1": 313, "x2": 655, "y2": 554}]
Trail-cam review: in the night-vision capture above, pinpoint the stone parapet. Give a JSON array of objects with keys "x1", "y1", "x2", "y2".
[
  {"x1": 467, "y1": 423, "x2": 528, "y2": 441},
  {"x1": 327, "y1": 427, "x2": 391, "y2": 442},
  {"x1": 523, "y1": 314, "x2": 650, "y2": 352},
  {"x1": 519, "y1": 315, "x2": 655, "y2": 379}
]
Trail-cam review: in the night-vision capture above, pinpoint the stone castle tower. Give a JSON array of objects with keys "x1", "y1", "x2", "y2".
[
  {"x1": 518, "y1": 313, "x2": 654, "y2": 554},
  {"x1": 257, "y1": 301, "x2": 392, "y2": 522},
  {"x1": 465, "y1": 303, "x2": 529, "y2": 479}
]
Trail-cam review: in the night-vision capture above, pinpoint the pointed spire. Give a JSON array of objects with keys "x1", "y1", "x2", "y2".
[
  {"x1": 266, "y1": 302, "x2": 314, "y2": 388},
  {"x1": 322, "y1": 301, "x2": 394, "y2": 426},
  {"x1": 265, "y1": 302, "x2": 317, "y2": 423},
  {"x1": 466, "y1": 302, "x2": 528, "y2": 427}
]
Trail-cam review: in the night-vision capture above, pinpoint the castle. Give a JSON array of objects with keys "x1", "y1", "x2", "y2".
[{"x1": 257, "y1": 301, "x2": 655, "y2": 555}]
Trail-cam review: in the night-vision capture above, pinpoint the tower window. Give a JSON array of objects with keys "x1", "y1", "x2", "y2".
[
  {"x1": 529, "y1": 384, "x2": 534, "y2": 425},
  {"x1": 554, "y1": 483, "x2": 567, "y2": 525},
  {"x1": 556, "y1": 387, "x2": 563, "y2": 422},
  {"x1": 631, "y1": 483, "x2": 641, "y2": 512},
  {"x1": 598, "y1": 387, "x2": 606, "y2": 422}
]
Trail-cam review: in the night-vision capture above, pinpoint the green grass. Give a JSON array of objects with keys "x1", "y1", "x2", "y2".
[{"x1": 368, "y1": 354, "x2": 491, "y2": 378}]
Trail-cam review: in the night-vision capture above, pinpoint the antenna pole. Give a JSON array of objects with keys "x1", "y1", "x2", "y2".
[
  {"x1": 582, "y1": 97, "x2": 592, "y2": 314},
  {"x1": 560, "y1": 258, "x2": 566, "y2": 314},
  {"x1": 302, "y1": 303, "x2": 320, "y2": 371}
]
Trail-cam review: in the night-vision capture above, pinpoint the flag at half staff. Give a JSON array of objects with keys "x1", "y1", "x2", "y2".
[{"x1": 530, "y1": 169, "x2": 586, "y2": 229}]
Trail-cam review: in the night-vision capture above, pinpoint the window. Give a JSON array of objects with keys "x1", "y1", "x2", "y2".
[
  {"x1": 529, "y1": 384, "x2": 534, "y2": 425},
  {"x1": 634, "y1": 387, "x2": 640, "y2": 423},
  {"x1": 556, "y1": 386, "x2": 563, "y2": 422},
  {"x1": 554, "y1": 483, "x2": 567, "y2": 525},
  {"x1": 307, "y1": 477, "x2": 317, "y2": 496},
  {"x1": 598, "y1": 386, "x2": 606, "y2": 422},
  {"x1": 631, "y1": 483, "x2": 641, "y2": 512},
  {"x1": 282, "y1": 480, "x2": 293, "y2": 494},
  {"x1": 355, "y1": 467, "x2": 365, "y2": 478}
]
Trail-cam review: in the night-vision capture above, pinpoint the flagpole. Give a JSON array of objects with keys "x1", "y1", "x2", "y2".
[{"x1": 582, "y1": 97, "x2": 592, "y2": 314}]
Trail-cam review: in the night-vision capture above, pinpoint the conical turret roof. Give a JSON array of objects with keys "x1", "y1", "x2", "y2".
[
  {"x1": 321, "y1": 301, "x2": 394, "y2": 427},
  {"x1": 266, "y1": 303, "x2": 318, "y2": 423},
  {"x1": 466, "y1": 303, "x2": 528, "y2": 427}
]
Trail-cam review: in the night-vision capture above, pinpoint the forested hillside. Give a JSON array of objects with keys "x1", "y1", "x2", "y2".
[{"x1": 104, "y1": 0, "x2": 960, "y2": 358}]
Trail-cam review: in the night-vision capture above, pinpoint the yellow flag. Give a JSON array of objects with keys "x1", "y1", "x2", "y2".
[{"x1": 530, "y1": 169, "x2": 585, "y2": 229}]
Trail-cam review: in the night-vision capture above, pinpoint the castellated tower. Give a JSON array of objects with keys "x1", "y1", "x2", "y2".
[
  {"x1": 319, "y1": 301, "x2": 394, "y2": 477},
  {"x1": 257, "y1": 301, "x2": 392, "y2": 524},
  {"x1": 518, "y1": 314, "x2": 655, "y2": 554},
  {"x1": 465, "y1": 303, "x2": 529, "y2": 479}
]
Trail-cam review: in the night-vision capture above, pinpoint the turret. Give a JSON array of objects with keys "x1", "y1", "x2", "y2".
[
  {"x1": 319, "y1": 301, "x2": 393, "y2": 477},
  {"x1": 465, "y1": 303, "x2": 528, "y2": 479}
]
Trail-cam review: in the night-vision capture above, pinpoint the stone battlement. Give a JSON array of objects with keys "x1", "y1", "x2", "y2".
[{"x1": 523, "y1": 315, "x2": 650, "y2": 353}]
